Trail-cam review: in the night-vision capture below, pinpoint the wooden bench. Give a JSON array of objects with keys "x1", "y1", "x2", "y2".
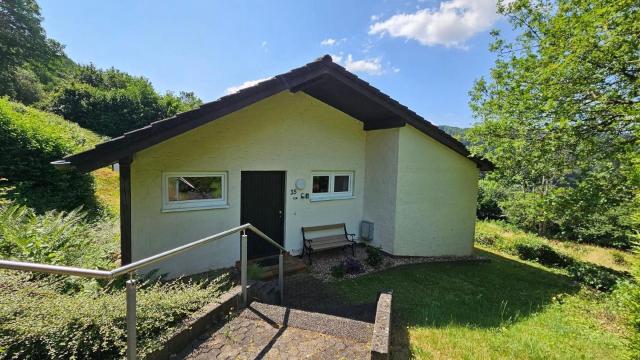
[{"x1": 301, "y1": 223, "x2": 356, "y2": 264}]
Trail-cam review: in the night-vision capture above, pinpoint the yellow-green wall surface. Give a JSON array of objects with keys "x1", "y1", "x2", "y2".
[
  {"x1": 128, "y1": 90, "x2": 479, "y2": 276},
  {"x1": 131, "y1": 91, "x2": 365, "y2": 276},
  {"x1": 363, "y1": 128, "x2": 399, "y2": 253},
  {"x1": 394, "y1": 125, "x2": 479, "y2": 256}
]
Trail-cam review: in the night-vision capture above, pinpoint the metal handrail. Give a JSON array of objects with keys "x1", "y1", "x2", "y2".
[
  {"x1": 0, "y1": 222, "x2": 286, "y2": 360},
  {"x1": 0, "y1": 223, "x2": 285, "y2": 279}
]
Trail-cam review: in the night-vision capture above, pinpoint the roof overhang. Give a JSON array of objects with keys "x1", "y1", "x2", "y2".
[{"x1": 53, "y1": 55, "x2": 494, "y2": 172}]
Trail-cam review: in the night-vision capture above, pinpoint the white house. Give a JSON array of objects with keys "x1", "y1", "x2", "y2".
[{"x1": 54, "y1": 55, "x2": 492, "y2": 277}]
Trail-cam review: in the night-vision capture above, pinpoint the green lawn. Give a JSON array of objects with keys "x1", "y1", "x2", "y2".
[{"x1": 332, "y1": 249, "x2": 627, "y2": 359}]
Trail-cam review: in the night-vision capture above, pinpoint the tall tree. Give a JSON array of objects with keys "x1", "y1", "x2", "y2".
[
  {"x1": 468, "y1": 0, "x2": 639, "y2": 247},
  {"x1": 0, "y1": 0, "x2": 69, "y2": 103},
  {"x1": 46, "y1": 65, "x2": 203, "y2": 137}
]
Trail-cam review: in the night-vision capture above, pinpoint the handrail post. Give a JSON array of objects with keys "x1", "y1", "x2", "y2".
[
  {"x1": 126, "y1": 273, "x2": 137, "y2": 360},
  {"x1": 241, "y1": 230, "x2": 248, "y2": 306},
  {"x1": 278, "y1": 251, "x2": 284, "y2": 305}
]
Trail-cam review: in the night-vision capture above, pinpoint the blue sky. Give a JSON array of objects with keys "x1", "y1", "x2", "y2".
[{"x1": 39, "y1": 0, "x2": 510, "y2": 128}]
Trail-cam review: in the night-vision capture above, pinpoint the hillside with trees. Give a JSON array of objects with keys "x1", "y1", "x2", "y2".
[
  {"x1": 467, "y1": 0, "x2": 639, "y2": 249},
  {"x1": 0, "y1": 0, "x2": 202, "y2": 138}
]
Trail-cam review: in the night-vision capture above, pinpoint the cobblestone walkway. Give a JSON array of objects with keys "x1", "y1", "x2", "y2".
[{"x1": 181, "y1": 302, "x2": 372, "y2": 360}]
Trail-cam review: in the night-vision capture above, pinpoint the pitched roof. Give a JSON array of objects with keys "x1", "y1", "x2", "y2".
[{"x1": 53, "y1": 55, "x2": 493, "y2": 172}]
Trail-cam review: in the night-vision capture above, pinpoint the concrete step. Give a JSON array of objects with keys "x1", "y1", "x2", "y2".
[
  {"x1": 181, "y1": 301, "x2": 374, "y2": 360},
  {"x1": 241, "y1": 301, "x2": 374, "y2": 343},
  {"x1": 235, "y1": 253, "x2": 307, "y2": 280}
]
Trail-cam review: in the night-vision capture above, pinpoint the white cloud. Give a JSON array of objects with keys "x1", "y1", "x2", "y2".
[
  {"x1": 332, "y1": 54, "x2": 384, "y2": 76},
  {"x1": 320, "y1": 37, "x2": 346, "y2": 46},
  {"x1": 369, "y1": 0, "x2": 502, "y2": 48},
  {"x1": 261, "y1": 40, "x2": 268, "y2": 52},
  {"x1": 370, "y1": 14, "x2": 381, "y2": 21},
  {"x1": 321, "y1": 38, "x2": 337, "y2": 46},
  {"x1": 225, "y1": 77, "x2": 272, "y2": 94}
]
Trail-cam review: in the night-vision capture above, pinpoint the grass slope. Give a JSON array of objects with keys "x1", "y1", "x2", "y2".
[
  {"x1": 333, "y1": 249, "x2": 627, "y2": 359},
  {"x1": 93, "y1": 167, "x2": 119, "y2": 216},
  {"x1": 477, "y1": 220, "x2": 634, "y2": 273},
  {"x1": 0, "y1": 98, "x2": 119, "y2": 215}
]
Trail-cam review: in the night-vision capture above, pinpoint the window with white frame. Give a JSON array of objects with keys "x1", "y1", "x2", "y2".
[
  {"x1": 311, "y1": 172, "x2": 354, "y2": 200},
  {"x1": 162, "y1": 172, "x2": 227, "y2": 211}
]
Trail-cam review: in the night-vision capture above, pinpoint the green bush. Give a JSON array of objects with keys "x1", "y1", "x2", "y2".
[
  {"x1": 365, "y1": 245, "x2": 384, "y2": 267},
  {"x1": 45, "y1": 65, "x2": 201, "y2": 137},
  {"x1": 476, "y1": 179, "x2": 504, "y2": 220},
  {"x1": 476, "y1": 221, "x2": 631, "y2": 292},
  {"x1": 0, "y1": 203, "x2": 117, "y2": 293},
  {"x1": 617, "y1": 280, "x2": 640, "y2": 358},
  {"x1": 513, "y1": 242, "x2": 574, "y2": 268},
  {"x1": 566, "y1": 263, "x2": 629, "y2": 292},
  {"x1": 246, "y1": 263, "x2": 266, "y2": 280},
  {"x1": 0, "y1": 271, "x2": 229, "y2": 359},
  {"x1": 330, "y1": 263, "x2": 345, "y2": 278},
  {"x1": 0, "y1": 98, "x2": 102, "y2": 213},
  {"x1": 615, "y1": 245, "x2": 640, "y2": 359},
  {"x1": 0, "y1": 203, "x2": 115, "y2": 267},
  {"x1": 612, "y1": 252, "x2": 627, "y2": 265}
]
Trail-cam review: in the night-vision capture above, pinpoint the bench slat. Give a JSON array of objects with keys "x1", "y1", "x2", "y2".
[
  {"x1": 302, "y1": 223, "x2": 345, "y2": 232},
  {"x1": 311, "y1": 240, "x2": 353, "y2": 250},
  {"x1": 309, "y1": 235, "x2": 346, "y2": 243}
]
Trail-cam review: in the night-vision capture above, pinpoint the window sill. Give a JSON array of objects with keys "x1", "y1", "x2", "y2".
[
  {"x1": 309, "y1": 196, "x2": 355, "y2": 202},
  {"x1": 161, "y1": 204, "x2": 230, "y2": 213}
]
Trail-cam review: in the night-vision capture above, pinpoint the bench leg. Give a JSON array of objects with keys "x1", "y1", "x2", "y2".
[
  {"x1": 308, "y1": 248, "x2": 313, "y2": 265},
  {"x1": 351, "y1": 243, "x2": 355, "y2": 256}
]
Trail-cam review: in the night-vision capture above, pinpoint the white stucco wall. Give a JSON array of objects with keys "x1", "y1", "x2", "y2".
[
  {"x1": 393, "y1": 125, "x2": 479, "y2": 256},
  {"x1": 130, "y1": 91, "x2": 366, "y2": 277},
  {"x1": 362, "y1": 129, "x2": 399, "y2": 253}
]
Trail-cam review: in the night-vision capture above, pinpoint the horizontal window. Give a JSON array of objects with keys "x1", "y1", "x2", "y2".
[
  {"x1": 311, "y1": 172, "x2": 354, "y2": 201},
  {"x1": 162, "y1": 172, "x2": 227, "y2": 211}
]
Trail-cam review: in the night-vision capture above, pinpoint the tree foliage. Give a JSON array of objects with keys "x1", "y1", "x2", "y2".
[
  {"x1": 1, "y1": 1, "x2": 202, "y2": 136},
  {"x1": 0, "y1": 0, "x2": 73, "y2": 104},
  {"x1": 45, "y1": 64, "x2": 203, "y2": 137},
  {"x1": 468, "y1": 0, "x2": 639, "y2": 247}
]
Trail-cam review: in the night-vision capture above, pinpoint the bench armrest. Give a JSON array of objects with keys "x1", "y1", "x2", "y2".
[{"x1": 346, "y1": 233, "x2": 356, "y2": 241}]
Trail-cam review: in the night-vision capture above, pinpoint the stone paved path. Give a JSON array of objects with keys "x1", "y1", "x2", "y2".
[
  {"x1": 181, "y1": 302, "x2": 371, "y2": 360},
  {"x1": 276, "y1": 273, "x2": 377, "y2": 322}
]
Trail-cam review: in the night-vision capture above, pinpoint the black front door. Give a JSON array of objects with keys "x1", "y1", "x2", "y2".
[{"x1": 241, "y1": 171, "x2": 285, "y2": 259}]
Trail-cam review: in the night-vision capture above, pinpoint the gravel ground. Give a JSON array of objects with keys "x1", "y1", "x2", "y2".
[{"x1": 307, "y1": 245, "x2": 486, "y2": 282}]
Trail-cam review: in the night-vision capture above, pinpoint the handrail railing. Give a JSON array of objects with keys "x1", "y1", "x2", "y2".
[
  {"x1": 0, "y1": 223, "x2": 286, "y2": 359},
  {"x1": 0, "y1": 223, "x2": 284, "y2": 279}
]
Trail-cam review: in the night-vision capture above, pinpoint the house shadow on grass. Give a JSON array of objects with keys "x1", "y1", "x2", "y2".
[{"x1": 330, "y1": 248, "x2": 580, "y2": 359}]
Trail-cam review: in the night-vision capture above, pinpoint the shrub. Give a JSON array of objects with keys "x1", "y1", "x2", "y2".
[
  {"x1": 567, "y1": 262, "x2": 630, "y2": 292},
  {"x1": 342, "y1": 257, "x2": 364, "y2": 275},
  {"x1": 615, "y1": 244, "x2": 639, "y2": 358},
  {"x1": 0, "y1": 271, "x2": 229, "y2": 359},
  {"x1": 330, "y1": 263, "x2": 345, "y2": 278},
  {"x1": 476, "y1": 179, "x2": 504, "y2": 220},
  {"x1": 612, "y1": 252, "x2": 627, "y2": 265},
  {"x1": 246, "y1": 263, "x2": 266, "y2": 280},
  {"x1": 476, "y1": 220, "x2": 632, "y2": 292},
  {"x1": 0, "y1": 203, "x2": 118, "y2": 293},
  {"x1": 45, "y1": 65, "x2": 202, "y2": 137},
  {"x1": 365, "y1": 245, "x2": 384, "y2": 267},
  {"x1": 513, "y1": 242, "x2": 574, "y2": 268},
  {"x1": 0, "y1": 203, "x2": 115, "y2": 268},
  {"x1": 617, "y1": 280, "x2": 640, "y2": 358},
  {"x1": 0, "y1": 98, "x2": 102, "y2": 213}
]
